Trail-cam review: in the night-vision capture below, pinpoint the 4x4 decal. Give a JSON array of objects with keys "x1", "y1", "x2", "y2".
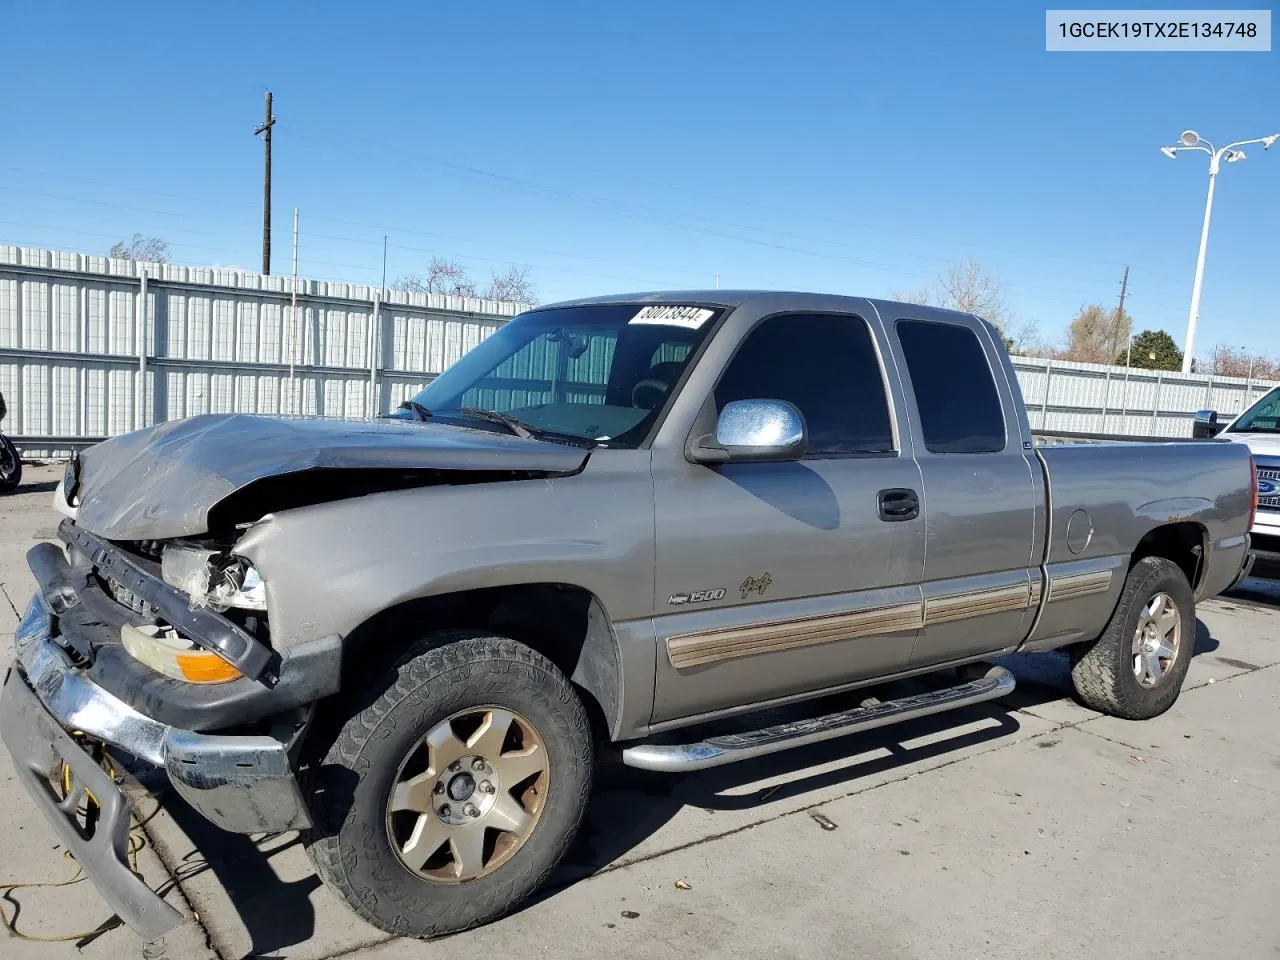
[{"x1": 739, "y1": 572, "x2": 773, "y2": 599}]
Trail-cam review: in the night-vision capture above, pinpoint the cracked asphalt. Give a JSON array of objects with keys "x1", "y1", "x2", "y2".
[{"x1": 3, "y1": 464, "x2": 1279, "y2": 959}]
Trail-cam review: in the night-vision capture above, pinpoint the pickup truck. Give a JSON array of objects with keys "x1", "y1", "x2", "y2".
[
  {"x1": 1194, "y1": 386, "x2": 1280, "y2": 575},
  {"x1": 0, "y1": 291, "x2": 1257, "y2": 941}
]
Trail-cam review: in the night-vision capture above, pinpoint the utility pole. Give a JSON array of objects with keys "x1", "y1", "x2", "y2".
[
  {"x1": 289, "y1": 207, "x2": 299, "y2": 414},
  {"x1": 381, "y1": 235, "x2": 389, "y2": 296},
  {"x1": 254, "y1": 90, "x2": 276, "y2": 274},
  {"x1": 1117, "y1": 265, "x2": 1131, "y2": 367}
]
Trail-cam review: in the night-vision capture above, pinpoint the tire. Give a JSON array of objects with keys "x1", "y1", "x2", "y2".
[
  {"x1": 1070, "y1": 557, "x2": 1195, "y2": 720},
  {"x1": 0, "y1": 435, "x2": 21, "y2": 493},
  {"x1": 301, "y1": 631, "x2": 593, "y2": 938}
]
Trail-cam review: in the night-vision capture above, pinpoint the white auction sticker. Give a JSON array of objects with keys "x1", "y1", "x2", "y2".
[{"x1": 630, "y1": 305, "x2": 714, "y2": 329}]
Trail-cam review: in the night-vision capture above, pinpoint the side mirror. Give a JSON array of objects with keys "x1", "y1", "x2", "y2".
[
  {"x1": 688, "y1": 399, "x2": 808, "y2": 464},
  {"x1": 1192, "y1": 409, "x2": 1222, "y2": 439}
]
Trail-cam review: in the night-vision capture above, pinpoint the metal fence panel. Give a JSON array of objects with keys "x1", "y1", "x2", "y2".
[
  {"x1": 1010, "y1": 356, "x2": 1272, "y2": 438},
  {"x1": 0, "y1": 245, "x2": 519, "y2": 455}
]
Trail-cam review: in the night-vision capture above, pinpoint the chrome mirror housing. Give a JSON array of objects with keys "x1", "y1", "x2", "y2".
[{"x1": 689, "y1": 399, "x2": 808, "y2": 464}]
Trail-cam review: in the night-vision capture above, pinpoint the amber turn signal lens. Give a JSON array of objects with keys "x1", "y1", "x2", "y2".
[{"x1": 176, "y1": 651, "x2": 243, "y2": 684}]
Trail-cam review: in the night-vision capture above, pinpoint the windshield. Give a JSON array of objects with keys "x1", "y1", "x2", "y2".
[
  {"x1": 1227, "y1": 387, "x2": 1280, "y2": 434},
  {"x1": 392, "y1": 303, "x2": 722, "y2": 448}
]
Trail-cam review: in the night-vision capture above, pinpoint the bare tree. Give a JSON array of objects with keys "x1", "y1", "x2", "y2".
[
  {"x1": 395, "y1": 257, "x2": 478, "y2": 298},
  {"x1": 937, "y1": 258, "x2": 1010, "y2": 329},
  {"x1": 1063, "y1": 304, "x2": 1130, "y2": 364},
  {"x1": 891, "y1": 286, "x2": 932, "y2": 305},
  {"x1": 895, "y1": 260, "x2": 1013, "y2": 343},
  {"x1": 109, "y1": 234, "x2": 169, "y2": 263},
  {"x1": 1208, "y1": 344, "x2": 1276, "y2": 379},
  {"x1": 395, "y1": 258, "x2": 538, "y2": 304},
  {"x1": 483, "y1": 265, "x2": 537, "y2": 305},
  {"x1": 1006, "y1": 318, "x2": 1052, "y2": 357}
]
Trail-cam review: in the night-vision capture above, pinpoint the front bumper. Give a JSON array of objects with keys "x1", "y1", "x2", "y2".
[
  {"x1": 1, "y1": 665, "x2": 182, "y2": 941},
  {"x1": 0, "y1": 594, "x2": 314, "y2": 938}
]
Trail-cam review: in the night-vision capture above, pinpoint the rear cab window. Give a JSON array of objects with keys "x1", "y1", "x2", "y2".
[{"x1": 895, "y1": 319, "x2": 1006, "y2": 453}]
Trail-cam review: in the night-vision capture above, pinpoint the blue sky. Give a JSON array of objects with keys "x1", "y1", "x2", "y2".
[{"x1": 0, "y1": 1, "x2": 1275, "y2": 360}]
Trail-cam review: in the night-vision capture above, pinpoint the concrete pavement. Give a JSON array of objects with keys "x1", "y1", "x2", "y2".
[{"x1": 2, "y1": 465, "x2": 1278, "y2": 959}]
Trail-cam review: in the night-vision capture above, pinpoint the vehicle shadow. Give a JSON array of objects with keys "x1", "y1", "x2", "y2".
[
  {"x1": 123, "y1": 763, "x2": 322, "y2": 959},
  {"x1": 14, "y1": 479, "x2": 61, "y2": 494},
  {"x1": 140, "y1": 620, "x2": 1226, "y2": 952},
  {"x1": 144, "y1": 682, "x2": 1024, "y2": 954},
  {"x1": 545, "y1": 698, "x2": 1023, "y2": 896},
  {"x1": 1222, "y1": 574, "x2": 1280, "y2": 609}
]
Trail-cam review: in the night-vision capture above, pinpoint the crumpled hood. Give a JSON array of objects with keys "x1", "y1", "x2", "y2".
[{"x1": 69, "y1": 413, "x2": 589, "y2": 540}]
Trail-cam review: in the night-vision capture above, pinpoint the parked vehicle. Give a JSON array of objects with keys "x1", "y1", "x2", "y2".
[
  {"x1": 1194, "y1": 388, "x2": 1279, "y2": 575},
  {"x1": 0, "y1": 391, "x2": 21, "y2": 493},
  {"x1": 0, "y1": 292, "x2": 1257, "y2": 941}
]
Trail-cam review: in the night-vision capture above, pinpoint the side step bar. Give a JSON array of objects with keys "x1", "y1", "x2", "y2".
[{"x1": 622, "y1": 664, "x2": 1015, "y2": 773}]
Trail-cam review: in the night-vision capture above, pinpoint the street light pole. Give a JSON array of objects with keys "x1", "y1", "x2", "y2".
[
  {"x1": 1183, "y1": 154, "x2": 1218, "y2": 374},
  {"x1": 1161, "y1": 129, "x2": 1279, "y2": 374}
]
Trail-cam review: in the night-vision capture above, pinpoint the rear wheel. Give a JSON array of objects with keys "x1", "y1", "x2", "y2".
[
  {"x1": 0, "y1": 435, "x2": 21, "y2": 493},
  {"x1": 302, "y1": 631, "x2": 593, "y2": 938},
  {"x1": 1070, "y1": 557, "x2": 1195, "y2": 719}
]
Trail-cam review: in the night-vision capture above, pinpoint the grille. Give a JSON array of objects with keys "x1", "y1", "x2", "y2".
[
  {"x1": 1259, "y1": 467, "x2": 1280, "y2": 511},
  {"x1": 103, "y1": 575, "x2": 157, "y2": 618},
  {"x1": 125, "y1": 540, "x2": 165, "y2": 561}
]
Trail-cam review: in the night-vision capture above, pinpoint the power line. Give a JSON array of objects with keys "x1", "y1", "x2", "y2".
[
  {"x1": 290, "y1": 131, "x2": 1150, "y2": 275},
  {"x1": 0, "y1": 170, "x2": 1194, "y2": 308},
  {"x1": 0, "y1": 186, "x2": 224, "y2": 223}
]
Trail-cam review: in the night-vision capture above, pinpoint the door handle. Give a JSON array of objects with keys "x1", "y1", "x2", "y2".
[{"x1": 877, "y1": 488, "x2": 919, "y2": 522}]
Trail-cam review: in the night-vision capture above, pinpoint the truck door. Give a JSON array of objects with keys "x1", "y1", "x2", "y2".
[
  {"x1": 648, "y1": 308, "x2": 926, "y2": 726},
  {"x1": 887, "y1": 313, "x2": 1042, "y2": 666}
]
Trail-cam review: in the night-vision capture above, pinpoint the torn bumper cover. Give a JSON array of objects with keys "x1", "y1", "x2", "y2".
[
  {"x1": 0, "y1": 594, "x2": 316, "y2": 938},
  {"x1": 0, "y1": 664, "x2": 183, "y2": 941},
  {"x1": 30, "y1": 527, "x2": 341, "y2": 731}
]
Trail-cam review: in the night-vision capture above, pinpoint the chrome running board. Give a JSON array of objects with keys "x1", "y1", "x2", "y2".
[{"x1": 622, "y1": 664, "x2": 1015, "y2": 773}]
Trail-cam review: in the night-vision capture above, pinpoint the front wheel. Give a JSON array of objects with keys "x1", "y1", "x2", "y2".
[
  {"x1": 302, "y1": 631, "x2": 593, "y2": 938},
  {"x1": 0, "y1": 434, "x2": 21, "y2": 493},
  {"x1": 1070, "y1": 556, "x2": 1195, "y2": 720}
]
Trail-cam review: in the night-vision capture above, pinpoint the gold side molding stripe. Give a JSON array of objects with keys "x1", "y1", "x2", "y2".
[
  {"x1": 1046, "y1": 569, "x2": 1113, "y2": 603},
  {"x1": 664, "y1": 571, "x2": 1097, "y2": 671},
  {"x1": 923, "y1": 583, "x2": 1031, "y2": 626},
  {"x1": 666, "y1": 601, "x2": 923, "y2": 670},
  {"x1": 1029, "y1": 579, "x2": 1044, "y2": 606}
]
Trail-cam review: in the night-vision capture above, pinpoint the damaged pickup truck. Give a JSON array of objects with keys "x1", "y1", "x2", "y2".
[{"x1": 0, "y1": 291, "x2": 1258, "y2": 940}]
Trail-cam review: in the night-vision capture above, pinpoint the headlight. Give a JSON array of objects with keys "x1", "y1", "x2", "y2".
[
  {"x1": 161, "y1": 545, "x2": 267, "y2": 612},
  {"x1": 120, "y1": 623, "x2": 243, "y2": 684}
]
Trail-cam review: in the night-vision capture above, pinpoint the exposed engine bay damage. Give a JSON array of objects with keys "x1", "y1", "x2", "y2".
[{"x1": 67, "y1": 412, "x2": 591, "y2": 540}]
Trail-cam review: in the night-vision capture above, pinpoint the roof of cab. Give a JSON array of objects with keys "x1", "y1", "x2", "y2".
[{"x1": 534, "y1": 289, "x2": 983, "y2": 324}]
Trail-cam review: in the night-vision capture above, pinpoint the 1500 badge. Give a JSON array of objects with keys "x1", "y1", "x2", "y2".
[{"x1": 667, "y1": 588, "x2": 727, "y2": 606}]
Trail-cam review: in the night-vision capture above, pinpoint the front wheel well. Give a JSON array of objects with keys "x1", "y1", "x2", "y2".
[
  {"x1": 1130, "y1": 522, "x2": 1207, "y2": 593},
  {"x1": 337, "y1": 583, "x2": 622, "y2": 742}
]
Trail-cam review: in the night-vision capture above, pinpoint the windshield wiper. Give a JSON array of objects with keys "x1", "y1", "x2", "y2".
[
  {"x1": 397, "y1": 400, "x2": 432, "y2": 421},
  {"x1": 458, "y1": 407, "x2": 537, "y2": 439}
]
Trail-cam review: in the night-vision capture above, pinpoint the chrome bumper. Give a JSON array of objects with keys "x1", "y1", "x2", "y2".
[
  {"x1": 1, "y1": 665, "x2": 184, "y2": 940},
  {"x1": 4, "y1": 594, "x2": 312, "y2": 835},
  {"x1": 1228, "y1": 545, "x2": 1256, "y2": 591}
]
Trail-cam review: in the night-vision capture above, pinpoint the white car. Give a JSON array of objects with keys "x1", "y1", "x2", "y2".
[{"x1": 1196, "y1": 386, "x2": 1280, "y2": 575}]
